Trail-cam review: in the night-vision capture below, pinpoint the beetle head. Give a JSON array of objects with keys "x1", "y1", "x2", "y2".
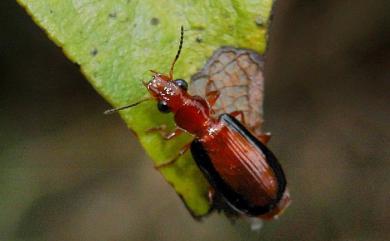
[{"x1": 146, "y1": 73, "x2": 189, "y2": 113}]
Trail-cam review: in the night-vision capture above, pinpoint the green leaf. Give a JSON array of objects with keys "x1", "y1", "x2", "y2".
[{"x1": 17, "y1": 0, "x2": 274, "y2": 216}]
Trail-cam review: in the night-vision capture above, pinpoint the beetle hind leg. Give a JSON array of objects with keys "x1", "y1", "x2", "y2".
[
  {"x1": 207, "y1": 186, "x2": 216, "y2": 205},
  {"x1": 257, "y1": 132, "x2": 271, "y2": 144}
]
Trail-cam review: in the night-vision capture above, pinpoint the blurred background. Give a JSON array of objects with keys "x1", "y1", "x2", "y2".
[{"x1": 1, "y1": 0, "x2": 389, "y2": 240}]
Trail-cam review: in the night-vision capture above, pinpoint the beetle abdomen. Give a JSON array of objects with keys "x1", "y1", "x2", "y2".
[{"x1": 191, "y1": 114, "x2": 287, "y2": 216}]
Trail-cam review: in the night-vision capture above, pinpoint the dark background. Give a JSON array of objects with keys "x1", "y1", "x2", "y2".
[{"x1": 1, "y1": 0, "x2": 389, "y2": 240}]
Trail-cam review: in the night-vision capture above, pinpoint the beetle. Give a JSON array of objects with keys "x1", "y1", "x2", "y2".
[{"x1": 105, "y1": 26, "x2": 290, "y2": 220}]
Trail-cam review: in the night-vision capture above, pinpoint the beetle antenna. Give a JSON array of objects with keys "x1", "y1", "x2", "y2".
[
  {"x1": 169, "y1": 26, "x2": 184, "y2": 79},
  {"x1": 104, "y1": 98, "x2": 151, "y2": 115}
]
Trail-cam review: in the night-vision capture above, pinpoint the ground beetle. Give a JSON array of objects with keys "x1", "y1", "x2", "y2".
[{"x1": 105, "y1": 26, "x2": 290, "y2": 220}]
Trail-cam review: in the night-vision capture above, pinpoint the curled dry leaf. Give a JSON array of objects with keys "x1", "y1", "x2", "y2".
[{"x1": 190, "y1": 47, "x2": 265, "y2": 136}]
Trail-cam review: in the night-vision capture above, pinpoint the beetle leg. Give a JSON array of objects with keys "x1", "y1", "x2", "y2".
[
  {"x1": 229, "y1": 110, "x2": 246, "y2": 124},
  {"x1": 146, "y1": 125, "x2": 184, "y2": 140},
  {"x1": 257, "y1": 132, "x2": 272, "y2": 144},
  {"x1": 146, "y1": 124, "x2": 167, "y2": 135},
  {"x1": 155, "y1": 143, "x2": 191, "y2": 169},
  {"x1": 206, "y1": 90, "x2": 220, "y2": 107},
  {"x1": 163, "y1": 128, "x2": 184, "y2": 140},
  {"x1": 229, "y1": 111, "x2": 271, "y2": 144},
  {"x1": 207, "y1": 187, "x2": 216, "y2": 205}
]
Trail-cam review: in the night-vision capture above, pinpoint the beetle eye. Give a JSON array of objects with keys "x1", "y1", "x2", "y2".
[
  {"x1": 174, "y1": 79, "x2": 188, "y2": 91},
  {"x1": 157, "y1": 100, "x2": 170, "y2": 113}
]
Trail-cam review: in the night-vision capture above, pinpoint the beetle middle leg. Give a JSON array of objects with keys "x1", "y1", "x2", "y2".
[
  {"x1": 230, "y1": 110, "x2": 246, "y2": 124},
  {"x1": 155, "y1": 142, "x2": 191, "y2": 169},
  {"x1": 230, "y1": 111, "x2": 271, "y2": 144},
  {"x1": 206, "y1": 90, "x2": 220, "y2": 108}
]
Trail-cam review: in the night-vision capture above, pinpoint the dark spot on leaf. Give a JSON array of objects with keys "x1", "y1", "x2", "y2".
[
  {"x1": 108, "y1": 12, "x2": 117, "y2": 18},
  {"x1": 192, "y1": 26, "x2": 205, "y2": 31},
  {"x1": 150, "y1": 17, "x2": 160, "y2": 26},
  {"x1": 196, "y1": 37, "x2": 203, "y2": 43},
  {"x1": 90, "y1": 48, "x2": 98, "y2": 56}
]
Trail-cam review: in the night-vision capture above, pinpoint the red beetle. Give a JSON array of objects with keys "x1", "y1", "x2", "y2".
[{"x1": 106, "y1": 27, "x2": 290, "y2": 220}]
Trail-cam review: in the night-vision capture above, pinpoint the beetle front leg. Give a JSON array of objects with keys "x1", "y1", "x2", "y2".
[
  {"x1": 146, "y1": 125, "x2": 184, "y2": 140},
  {"x1": 163, "y1": 128, "x2": 184, "y2": 140}
]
